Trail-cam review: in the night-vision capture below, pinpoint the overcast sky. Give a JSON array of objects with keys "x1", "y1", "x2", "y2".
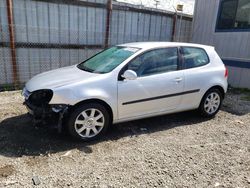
[{"x1": 117, "y1": 0, "x2": 196, "y2": 15}]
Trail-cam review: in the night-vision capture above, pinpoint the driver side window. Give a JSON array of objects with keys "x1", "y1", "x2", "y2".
[{"x1": 127, "y1": 47, "x2": 178, "y2": 77}]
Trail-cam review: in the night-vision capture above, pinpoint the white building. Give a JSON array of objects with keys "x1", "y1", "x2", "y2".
[{"x1": 192, "y1": 0, "x2": 250, "y2": 88}]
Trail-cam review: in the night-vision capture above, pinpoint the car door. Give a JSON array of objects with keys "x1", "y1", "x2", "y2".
[
  {"x1": 117, "y1": 47, "x2": 185, "y2": 120},
  {"x1": 180, "y1": 47, "x2": 210, "y2": 107}
]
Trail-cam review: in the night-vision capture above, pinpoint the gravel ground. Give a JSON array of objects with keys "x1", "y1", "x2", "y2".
[{"x1": 0, "y1": 89, "x2": 249, "y2": 187}]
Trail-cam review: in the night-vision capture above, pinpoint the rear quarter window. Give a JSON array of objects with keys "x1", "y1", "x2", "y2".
[{"x1": 182, "y1": 47, "x2": 209, "y2": 69}]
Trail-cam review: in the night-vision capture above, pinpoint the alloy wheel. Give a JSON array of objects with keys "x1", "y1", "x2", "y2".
[
  {"x1": 204, "y1": 92, "x2": 221, "y2": 115},
  {"x1": 74, "y1": 108, "x2": 105, "y2": 138}
]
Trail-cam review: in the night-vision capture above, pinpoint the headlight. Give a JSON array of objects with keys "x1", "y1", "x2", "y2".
[
  {"x1": 29, "y1": 89, "x2": 53, "y2": 106},
  {"x1": 22, "y1": 87, "x2": 31, "y2": 100}
]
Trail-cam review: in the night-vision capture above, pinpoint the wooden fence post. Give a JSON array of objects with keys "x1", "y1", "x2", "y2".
[
  {"x1": 6, "y1": 0, "x2": 19, "y2": 87},
  {"x1": 171, "y1": 13, "x2": 177, "y2": 42},
  {"x1": 104, "y1": 0, "x2": 112, "y2": 48}
]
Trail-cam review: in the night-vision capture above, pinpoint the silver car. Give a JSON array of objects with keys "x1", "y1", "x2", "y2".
[{"x1": 22, "y1": 42, "x2": 228, "y2": 141}]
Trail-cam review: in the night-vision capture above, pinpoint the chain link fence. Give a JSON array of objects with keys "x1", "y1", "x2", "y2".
[{"x1": 0, "y1": 0, "x2": 193, "y2": 89}]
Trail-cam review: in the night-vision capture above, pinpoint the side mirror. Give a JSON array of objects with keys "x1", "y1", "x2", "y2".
[{"x1": 122, "y1": 70, "x2": 137, "y2": 80}]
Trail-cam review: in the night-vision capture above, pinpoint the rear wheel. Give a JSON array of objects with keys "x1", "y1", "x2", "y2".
[
  {"x1": 199, "y1": 88, "x2": 223, "y2": 117},
  {"x1": 67, "y1": 103, "x2": 110, "y2": 141}
]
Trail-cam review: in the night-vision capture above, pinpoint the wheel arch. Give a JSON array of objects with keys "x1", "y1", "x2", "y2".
[
  {"x1": 70, "y1": 99, "x2": 114, "y2": 123},
  {"x1": 206, "y1": 85, "x2": 225, "y2": 99},
  {"x1": 198, "y1": 85, "x2": 225, "y2": 117},
  {"x1": 199, "y1": 85, "x2": 225, "y2": 108}
]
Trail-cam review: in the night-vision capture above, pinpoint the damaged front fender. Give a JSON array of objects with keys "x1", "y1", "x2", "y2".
[{"x1": 24, "y1": 100, "x2": 69, "y2": 133}]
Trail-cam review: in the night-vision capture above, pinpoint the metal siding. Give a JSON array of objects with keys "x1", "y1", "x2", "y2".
[
  {"x1": 160, "y1": 16, "x2": 167, "y2": 41},
  {"x1": 0, "y1": 48, "x2": 7, "y2": 84},
  {"x1": 193, "y1": 0, "x2": 250, "y2": 60},
  {"x1": 192, "y1": 0, "x2": 204, "y2": 43},
  {"x1": 208, "y1": 1, "x2": 218, "y2": 44},
  {"x1": 186, "y1": 20, "x2": 192, "y2": 42},
  {"x1": 26, "y1": 0, "x2": 39, "y2": 43},
  {"x1": 102, "y1": 8, "x2": 106, "y2": 44},
  {"x1": 39, "y1": 48, "x2": 51, "y2": 72},
  {"x1": 142, "y1": 14, "x2": 148, "y2": 41},
  {"x1": 60, "y1": 49, "x2": 70, "y2": 67},
  {"x1": 124, "y1": 11, "x2": 132, "y2": 42},
  {"x1": 50, "y1": 49, "x2": 60, "y2": 69},
  {"x1": 87, "y1": 7, "x2": 96, "y2": 44},
  {"x1": 117, "y1": 10, "x2": 125, "y2": 44},
  {"x1": 149, "y1": 15, "x2": 156, "y2": 41},
  {"x1": 0, "y1": 48, "x2": 5, "y2": 84},
  {"x1": 239, "y1": 68, "x2": 250, "y2": 88},
  {"x1": 80, "y1": 48, "x2": 88, "y2": 61},
  {"x1": 29, "y1": 48, "x2": 40, "y2": 76},
  {"x1": 4, "y1": 48, "x2": 13, "y2": 84},
  {"x1": 166, "y1": 17, "x2": 172, "y2": 41},
  {"x1": 59, "y1": 4, "x2": 69, "y2": 44},
  {"x1": 155, "y1": 15, "x2": 161, "y2": 40},
  {"x1": 78, "y1": 6, "x2": 88, "y2": 45},
  {"x1": 182, "y1": 20, "x2": 188, "y2": 42},
  {"x1": 131, "y1": 12, "x2": 138, "y2": 42},
  {"x1": 0, "y1": 0, "x2": 9, "y2": 42},
  {"x1": 227, "y1": 66, "x2": 242, "y2": 87},
  {"x1": 37, "y1": 1, "x2": 50, "y2": 43},
  {"x1": 193, "y1": 0, "x2": 250, "y2": 88},
  {"x1": 95, "y1": 8, "x2": 105, "y2": 45},
  {"x1": 13, "y1": 0, "x2": 28, "y2": 42},
  {"x1": 197, "y1": 1, "x2": 207, "y2": 44},
  {"x1": 137, "y1": 13, "x2": 144, "y2": 41},
  {"x1": 70, "y1": 49, "x2": 79, "y2": 65},
  {"x1": 69, "y1": 5, "x2": 79, "y2": 44},
  {"x1": 16, "y1": 48, "x2": 29, "y2": 83},
  {"x1": 110, "y1": 10, "x2": 118, "y2": 45},
  {"x1": 180, "y1": 19, "x2": 186, "y2": 41},
  {"x1": 48, "y1": 3, "x2": 59, "y2": 44},
  {"x1": 0, "y1": 0, "x2": 193, "y2": 86}
]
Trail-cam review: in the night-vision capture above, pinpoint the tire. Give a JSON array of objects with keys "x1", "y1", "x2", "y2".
[
  {"x1": 67, "y1": 103, "x2": 110, "y2": 141},
  {"x1": 199, "y1": 88, "x2": 223, "y2": 118}
]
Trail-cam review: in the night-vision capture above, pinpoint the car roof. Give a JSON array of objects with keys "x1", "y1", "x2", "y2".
[{"x1": 118, "y1": 42, "x2": 214, "y2": 51}]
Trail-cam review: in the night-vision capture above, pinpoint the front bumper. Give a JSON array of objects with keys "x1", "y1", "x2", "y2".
[
  {"x1": 24, "y1": 100, "x2": 68, "y2": 120},
  {"x1": 24, "y1": 100, "x2": 69, "y2": 132},
  {"x1": 22, "y1": 87, "x2": 69, "y2": 132},
  {"x1": 24, "y1": 100, "x2": 52, "y2": 118}
]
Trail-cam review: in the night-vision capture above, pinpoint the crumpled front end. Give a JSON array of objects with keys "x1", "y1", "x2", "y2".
[{"x1": 22, "y1": 87, "x2": 69, "y2": 131}]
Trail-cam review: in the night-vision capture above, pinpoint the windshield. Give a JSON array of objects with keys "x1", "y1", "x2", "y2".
[{"x1": 77, "y1": 46, "x2": 139, "y2": 73}]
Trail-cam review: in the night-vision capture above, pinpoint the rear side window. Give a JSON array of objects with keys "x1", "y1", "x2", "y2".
[{"x1": 182, "y1": 47, "x2": 209, "y2": 69}]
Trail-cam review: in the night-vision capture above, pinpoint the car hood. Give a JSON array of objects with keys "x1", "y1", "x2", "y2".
[{"x1": 25, "y1": 65, "x2": 98, "y2": 92}]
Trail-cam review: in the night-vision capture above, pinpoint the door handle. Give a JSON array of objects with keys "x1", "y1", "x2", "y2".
[{"x1": 174, "y1": 77, "x2": 183, "y2": 83}]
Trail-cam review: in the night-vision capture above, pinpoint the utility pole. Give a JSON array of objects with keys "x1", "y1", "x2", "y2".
[{"x1": 154, "y1": 0, "x2": 160, "y2": 9}]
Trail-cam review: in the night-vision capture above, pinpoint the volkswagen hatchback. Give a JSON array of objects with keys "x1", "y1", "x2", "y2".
[{"x1": 22, "y1": 42, "x2": 228, "y2": 141}]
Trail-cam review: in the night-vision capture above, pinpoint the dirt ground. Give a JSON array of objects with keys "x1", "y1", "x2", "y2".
[{"x1": 0, "y1": 89, "x2": 249, "y2": 187}]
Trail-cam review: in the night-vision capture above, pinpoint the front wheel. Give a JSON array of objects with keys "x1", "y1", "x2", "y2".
[
  {"x1": 199, "y1": 89, "x2": 223, "y2": 117},
  {"x1": 67, "y1": 103, "x2": 110, "y2": 141}
]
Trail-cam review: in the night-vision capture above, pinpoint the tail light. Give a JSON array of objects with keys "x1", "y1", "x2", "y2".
[{"x1": 224, "y1": 66, "x2": 228, "y2": 78}]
